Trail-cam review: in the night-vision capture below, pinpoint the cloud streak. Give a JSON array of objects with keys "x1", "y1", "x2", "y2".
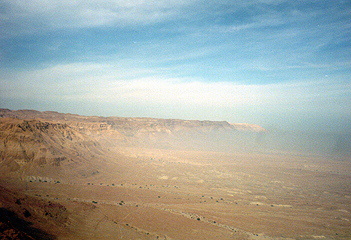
[
  {"x1": 1, "y1": 63, "x2": 350, "y2": 122},
  {"x1": 1, "y1": 0, "x2": 199, "y2": 38},
  {"x1": 3, "y1": 0, "x2": 349, "y2": 36}
]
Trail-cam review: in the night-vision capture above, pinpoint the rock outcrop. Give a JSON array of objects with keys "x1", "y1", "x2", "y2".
[
  {"x1": 0, "y1": 109, "x2": 266, "y2": 135},
  {"x1": 0, "y1": 109, "x2": 268, "y2": 177},
  {"x1": 0, "y1": 117, "x2": 103, "y2": 178}
]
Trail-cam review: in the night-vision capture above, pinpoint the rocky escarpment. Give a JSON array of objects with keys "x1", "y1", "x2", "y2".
[
  {"x1": 0, "y1": 109, "x2": 270, "y2": 160},
  {"x1": 0, "y1": 108, "x2": 269, "y2": 150},
  {"x1": 0, "y1": 118, "x2": 103, "y2": 177},
  {"x1": 0, "y1": 109, "x2": 267, "y2": 134}
]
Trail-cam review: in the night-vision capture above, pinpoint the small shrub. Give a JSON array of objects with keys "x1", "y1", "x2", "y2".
[{"x1": 24, "y1": 209, "x2": 31, "y2": 218}]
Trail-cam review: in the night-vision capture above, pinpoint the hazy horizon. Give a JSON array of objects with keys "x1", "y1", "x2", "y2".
[{"x1": 1, "y1": 0, "x2": 351, "y2": 134}]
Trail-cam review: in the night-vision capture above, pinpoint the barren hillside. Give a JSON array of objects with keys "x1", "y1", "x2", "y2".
[{"x1": 0, "y1": 108, "x2": 267, "y2": 150}]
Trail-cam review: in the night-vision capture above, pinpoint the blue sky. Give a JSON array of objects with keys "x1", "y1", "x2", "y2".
[{"x1": 1, "y1": 0, "x2": 351, "y2": 133}]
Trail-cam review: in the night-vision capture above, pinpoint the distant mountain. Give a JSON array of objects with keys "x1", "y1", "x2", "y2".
[
  {"x1": 229, "y1": 123, "x2": 266, "y2": 132},
  {"x1": 0, "y1": 108, "x2": 267, "y2": 149},
  {"x1": 0, "y1": 109, "x2": 267, "y2": 178},
  {"x1": 0, "y1": 108, "x2": 267, "y2": 133}
]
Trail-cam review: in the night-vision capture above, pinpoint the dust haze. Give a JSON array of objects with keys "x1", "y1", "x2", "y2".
[{"x1": 0, "y1": 109, "x2": 350, "y2": 240}]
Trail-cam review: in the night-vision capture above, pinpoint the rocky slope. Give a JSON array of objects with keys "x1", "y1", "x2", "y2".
[
  {"x1": 0, "y1": 108, "x2": 267, "y2": 148},
  {"x1": 0, "y1": 184, "x2": 69, "y2": 240},
  {"x1": 0, "y1": 109, "x2": 268, "y2": 178},
  {"x1": 0, "y1": 117, "x2": 104, "y2": 179},
  {"x1": 0, "y1": 108, "x2": 266, "y2": 134}
]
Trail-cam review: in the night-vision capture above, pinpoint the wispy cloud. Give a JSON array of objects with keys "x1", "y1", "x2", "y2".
[
  {"x1": 2, "y1": 62, "x2": 350, "y2": 112},
  {"x1": 1, "y1": 0, "x2": 198, "y2": 38}
]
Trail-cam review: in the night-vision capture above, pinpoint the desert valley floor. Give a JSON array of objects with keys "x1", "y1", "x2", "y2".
[
  {"x1": 2, "y1": 148, "x2": 351, "y2": 240},
  {"x1": 0, "y1": 110, "x2": 350, "y2": 239}
]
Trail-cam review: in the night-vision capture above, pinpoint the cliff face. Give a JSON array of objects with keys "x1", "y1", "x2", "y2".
[
  {"x1": 0, "y1": 108, "x2": 267, "y2": 149},
  {"x1": 0, "y1": 109, "x2": 268, "y2": 176},
  {"x1": 0, "y1": 117, "x2": 103, "y2": 178},
  {"x1": 0, "y1": 109, "x2": 266, "y2": 135}
]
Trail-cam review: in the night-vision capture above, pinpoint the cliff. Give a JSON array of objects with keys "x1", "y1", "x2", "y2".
[
  {"x1": 0, "y1": 109, "x2": 266, "y2": 135},
  {"x1": 0, "y1": 109, "x2": 268, "y2": 177}
]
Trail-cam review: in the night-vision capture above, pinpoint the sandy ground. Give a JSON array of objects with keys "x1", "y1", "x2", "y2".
[{"x1": 1, "y1": 147, "x2": 350, "y2": 240}]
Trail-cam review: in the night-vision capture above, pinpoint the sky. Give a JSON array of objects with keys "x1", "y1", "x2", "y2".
[{"x1": 1, "y1": 0, "x2": 351, "y2": 133}]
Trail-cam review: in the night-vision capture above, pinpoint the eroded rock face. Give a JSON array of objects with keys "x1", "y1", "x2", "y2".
[
  {"x1": 0, "y1": 108, "x2": 267, "y2": 134},
  {"x1": 0, "y1": 109, "x2": 269, "y2": 177},
  {"x1": 0, "y1": 117, "x2": 103, "y2": 177}
]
